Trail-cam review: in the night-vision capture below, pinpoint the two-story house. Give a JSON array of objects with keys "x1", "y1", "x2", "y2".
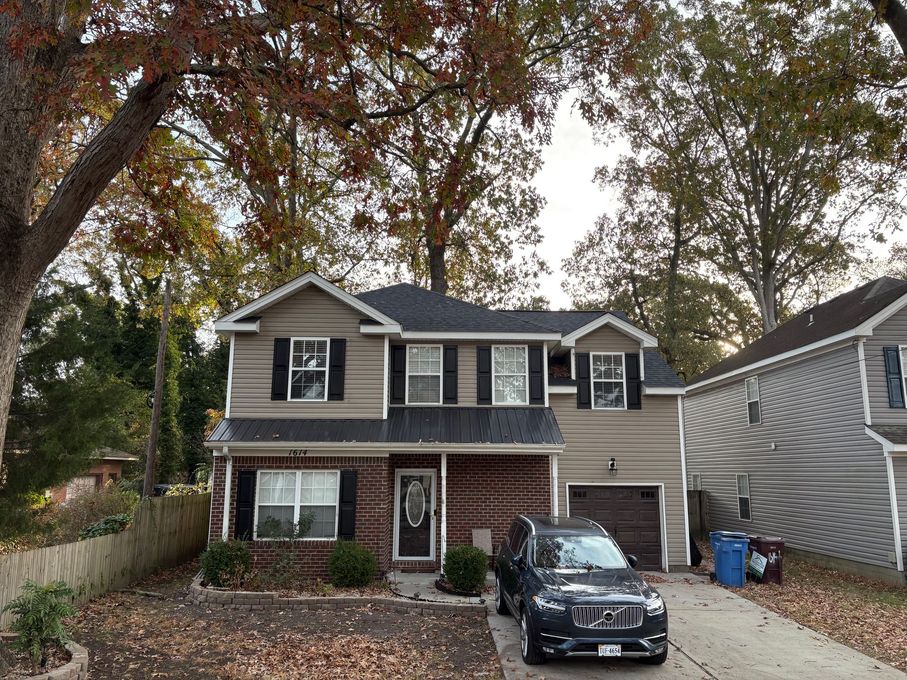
[
  {"x1": 204, "y1": 272, "x2": 689, "y2": 576},
  {"x1": 685, "y1": 276, "x2": 907, "y2": 585}
]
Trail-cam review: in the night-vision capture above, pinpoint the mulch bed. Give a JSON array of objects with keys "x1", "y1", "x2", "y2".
[
  {"x1": 69, "y1": 561, "x2": 502, "y2": 679},
  {"x1": 692, "y1": 537, "x2": 907, "y2": 672},
  {"x1": 0, "y1": 640, "x2": 70, "y2": 679}
]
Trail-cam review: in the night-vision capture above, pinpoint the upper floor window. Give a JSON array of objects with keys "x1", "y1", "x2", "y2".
[
  {"x1": 745, "y1": 376, "x2": 761, "y2": 425},
  {"x1": 493, "y1": 345, "x2": 528, "y2": 404},
  {"x1": 407, "y1": 345, "x2": 442, "y2": 404},
  {"x1": 591, "y1": 353, "x2": 625, "y2": 409},
  {"x1": 290, "y1": 338, "x2": 328, "y2": 401}
]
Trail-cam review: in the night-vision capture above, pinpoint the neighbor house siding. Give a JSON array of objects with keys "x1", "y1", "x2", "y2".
[
  {"x1": 229, "y1": 285, "x2": 385, "y2": 418},
  {"x1": 865, "y1": 306, "x2": 907, "y2": 425},
  {"x1": 549, "y1": 392, "x2": 687, "y2": 568},
  {"x1": 685, "y1": 344, "x2": 898, "y2": 570}
]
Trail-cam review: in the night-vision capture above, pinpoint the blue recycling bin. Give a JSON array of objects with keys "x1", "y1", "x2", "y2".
[{"x1": 710, "y1": 531, "x2": 749, "y2": 587}]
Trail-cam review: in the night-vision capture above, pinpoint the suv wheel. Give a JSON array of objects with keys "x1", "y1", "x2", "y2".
[
  {"x1": 494, "y1": 572, "x2": 508, "y2": 615},
  {"x1": 520, "y1": 608, "x2": 546, "y2": 665}
]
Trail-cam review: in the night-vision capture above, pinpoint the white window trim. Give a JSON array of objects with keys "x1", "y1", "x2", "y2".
[
  {"x1": 405, "y1": 344, "x2": 443, "y2": 405},
  {"x1": 590, "y1": 352, "x2": 627, "y2": 411},
  {"x1": 252, "y1": 469, "x2": 340, "y2": 541},
  {"x1": 491, "y1": 345, "x2": 529, "y2": 406},
  {"x1": 745, "y1": 376, "x2": 761, "y2": 425},
  {"x1": 899, "y1": 345, "x2": 907, "y2": 405},
  {"x1": 736, "y1": 473, "x2": 752, "y2": 522},
  {"x1": 287, "y1": 337, "x2": 330, "y2": 402}
]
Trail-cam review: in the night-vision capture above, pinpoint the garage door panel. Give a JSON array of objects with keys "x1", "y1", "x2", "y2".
[{"x1": 569, "y1": 485, "x2": 663, "y2": 570}]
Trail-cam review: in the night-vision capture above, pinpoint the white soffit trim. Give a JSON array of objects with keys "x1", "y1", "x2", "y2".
[
  {"x1": 359, "y1": 325, "x2": 561, "y2": 341},
  {"x1": 217, "y1": 320, "x2": 260, "y2": 333},
  {"x1": 214, "y1": 271, "x2": 397, "y2": 332},
  {"x1": 643, "y1": 386, "x2": 686, "y2": 395},
  {"x1": 560, "y1": 313, "x2": 658, "y2": 349},
  {"x1": 865, "y1": 425, "x2": 907, "y2": 452}
]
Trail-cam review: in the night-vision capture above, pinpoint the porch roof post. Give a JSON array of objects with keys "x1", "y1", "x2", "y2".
[
  {"x1": 441, "y1": 452, "x2": 447, "y2": 570},
  {"x1": 221, "y1": 447, "x2": 232, "y2": 541}
]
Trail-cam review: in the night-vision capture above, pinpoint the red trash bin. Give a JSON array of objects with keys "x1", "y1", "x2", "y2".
[{"x1": 747, "y1": 536, "x2": 785, "y2": 585}]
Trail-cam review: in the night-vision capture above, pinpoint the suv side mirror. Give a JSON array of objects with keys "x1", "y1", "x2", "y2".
[
  {"x1": 511, "y1": 554, "x2": 527, "y2": 570},
  {"x1": 626, "y1": 554, "x2": 639, "y2": 568}
]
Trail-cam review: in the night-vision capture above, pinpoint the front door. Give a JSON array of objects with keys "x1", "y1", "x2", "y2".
[{"x1": 394, "y1": 470, "x2": 435, "y2": 561}]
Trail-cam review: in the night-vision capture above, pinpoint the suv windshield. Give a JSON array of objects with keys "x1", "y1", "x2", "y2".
[{"x1": 532, "y1": 534, "x2": 627, "y2": 570}]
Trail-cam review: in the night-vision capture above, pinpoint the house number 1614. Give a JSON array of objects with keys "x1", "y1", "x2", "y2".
[{"x1": 289, "y1": 449, "x2": 307, "y2": 457}]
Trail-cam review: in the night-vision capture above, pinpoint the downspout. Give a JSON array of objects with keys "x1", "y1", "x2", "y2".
[
  {"x1": 884, "y1": 453, "x2": 904, "y2": 573},
  {"x1": 221, "y1": 447, "x2": 232, "y2": 541},
  {"x1": 551, "y1": 453, "x2": 559, "y2": 516},
  {"x1": 678, "y1": 395, "x2": 692, "y2": 567},
  {"x1": 857, "y1": 338, "x2": 872, "y2": 425}
]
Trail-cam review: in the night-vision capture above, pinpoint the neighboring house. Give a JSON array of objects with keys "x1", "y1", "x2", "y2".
[
  {"x1": 685, "y1": 277, "x2": 907, "y2": 585},
  {"x1": 204, "y1": 272, "x2": 689, "y2": 577},
  {"x1": 49, "y1": 447, "x2": 139, "y2": 504}
]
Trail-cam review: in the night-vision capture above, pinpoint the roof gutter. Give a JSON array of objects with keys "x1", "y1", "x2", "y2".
[
  {"x1": 358, "y1": 324, "x2": 561, "y2": 341},
  {"x1": 203, "y1": 440, "x2": 564, "y2": 454}
]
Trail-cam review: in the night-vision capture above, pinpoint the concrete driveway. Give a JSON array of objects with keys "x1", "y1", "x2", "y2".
[{"x1": 487, "y1": 572, "x2": 905, "y2": 679}]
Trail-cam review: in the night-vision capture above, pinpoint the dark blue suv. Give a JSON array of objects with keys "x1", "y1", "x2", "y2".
[{"x1": 494, "y1": 516, "x2": 668, "y2": 665}]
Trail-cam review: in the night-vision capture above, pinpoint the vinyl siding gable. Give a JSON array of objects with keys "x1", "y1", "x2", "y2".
[{"x1": 574, "y1": 325, "x2": 641, "y2": 355}]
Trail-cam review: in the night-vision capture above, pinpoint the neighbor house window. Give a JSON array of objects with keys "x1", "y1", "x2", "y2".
[
  {"x1": 492, "y1": 345, "x2": 528, "y2": 404},
  {"x1": 745, "y1": 376, "x2": 761, "y2": 425},
  {"x1": 289, "y1": 338, "x2": 329, "y2": 401},
  {"x1": 591, "y1": 353, "x2": 626, "y2": 409},
  {"x1": 406, "y1": 345, "x2": 442, "y2": 404},
  {"x1": 255, "y1": 470, "x2": 339, "y2": 539},
  {"x1": 736, "y1": 473, "x2": 751, "y2": 521}
]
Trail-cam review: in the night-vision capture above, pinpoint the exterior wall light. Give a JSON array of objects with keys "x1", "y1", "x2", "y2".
[{"x1": 608, "y1": 457, "x2": 618, "y2": 476}]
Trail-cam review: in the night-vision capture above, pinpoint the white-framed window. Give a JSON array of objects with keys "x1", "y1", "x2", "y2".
[
  {"x1": 406, "y1": 345, "x2": 442, "y2": 404},
  {"x1": 736, "y1": 473, "x2": 751, "y2": 521},
  {"x1": 254, "y1": 470, "x2": 340, "y2": 539},
  {"x1": 492, "y1": 345, "x2": 528, "y2": 405},
  {"x1": 289, "y1": 338, "x2": 329, "y2": 401},
  {"x1": 591, "y1": 353, "x2": 626, "y2": 409},
  {"x1": 745, "y1": 376, "x2": 761, "y2": 425}
]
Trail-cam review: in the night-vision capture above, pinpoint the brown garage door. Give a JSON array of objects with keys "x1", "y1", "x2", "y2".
[{"x1": 569, "y1": 485, "x2": 662, "y2": 570}]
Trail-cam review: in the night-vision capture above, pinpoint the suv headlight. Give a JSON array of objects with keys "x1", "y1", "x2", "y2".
[
  {"x1": 645, "y1": 593, "x2": 665, "y2": 615},
  {"x1": 532, "y1": 595, "x2": 566, "y2": 614}
]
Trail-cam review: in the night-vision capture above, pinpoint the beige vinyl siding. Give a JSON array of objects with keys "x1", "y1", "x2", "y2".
[
  {"x1": 229, "y1": 285, "x2": 385, "y2": 418},
  {"x1": 865, "y1": 307, "x2": 907, "y2": 425},
  {"x1": 685, "y1": 344, "x2": 899, "y2": 570},
  {"x1": 574, "y1": 326, "x2": 641, "y2": 354},
  {"x1": 550, "y1": 393, "x2": 687, "y2": 567}
]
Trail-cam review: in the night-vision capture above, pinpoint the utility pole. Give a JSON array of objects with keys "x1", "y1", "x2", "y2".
[{"x1": 143, "y1": 278, "x2": 172, "y2": 497}]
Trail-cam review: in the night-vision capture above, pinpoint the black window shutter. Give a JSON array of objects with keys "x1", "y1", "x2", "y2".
[
  {"x1": 390, "y1": 345, "x2": 406, "y2": 404},
  {"x1": 528, "y1": 345, "x2": 545, "y2": 405},
  {"x1": 271, "y1": 338, "x2": 291, "y2": 401},
  {"x1": 327, "y1": 338, "x2": 346, "y2": 401},
  {"x1": 576, "y1": 352, "x2": 591, "y2": 409},
  {"x1": 625, "y1": 352, "x2": 642, "y2": 410},
  {"x1": 234, "y1": 470, "x2": 256, "y2": 540},
  {"x1": 443, "y1": 345, "x2": 458, "y2": 404},
  {"x1": 884, "y1": 346, "x2": 905, "y2": 408},
  {"x1": 338, "y1": 470, "x2": 357, "y2": 540},
  {"x1": 477, "y1": 346, "x2": 492, "y2": 405}
]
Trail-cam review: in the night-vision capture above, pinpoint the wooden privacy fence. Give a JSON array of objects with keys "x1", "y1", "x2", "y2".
[
  {"x1": 687, "y1": 489, "x2": 710, "y2": 538},
  {"x1": 0, "y1": 492, "x2": 210, "y2": 628}
]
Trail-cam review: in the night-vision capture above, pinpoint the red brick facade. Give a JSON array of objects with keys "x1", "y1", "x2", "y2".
[{"x1": 209, "y1": 451, "x2": 552, "y2": 578}]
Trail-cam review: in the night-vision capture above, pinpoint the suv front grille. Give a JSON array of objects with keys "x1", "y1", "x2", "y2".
[{"x1": 571, "y1": 605, "x2": 643, "y2": 629}]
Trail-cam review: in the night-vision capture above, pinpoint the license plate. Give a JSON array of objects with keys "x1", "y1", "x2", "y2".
[{"x1": 598, "y1": 644, "x2": 621, "y2": 657}]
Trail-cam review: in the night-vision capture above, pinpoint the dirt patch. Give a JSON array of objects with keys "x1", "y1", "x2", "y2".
[{"x1": 69, "y1": 562, "x2": 502, "y2": 679}]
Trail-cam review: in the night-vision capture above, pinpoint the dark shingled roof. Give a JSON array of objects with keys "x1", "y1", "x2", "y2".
[
  {"x1": 500, "y1": 310, "x2": 624, "y2": 334},
  {"x1": 690, "y1": 276, "x2": 907, "y2": 386},
  {"x1": 207, "y1": 407, "x2": 565, "y2": 446},
  {"x1": 356, "y1": 284, "x2": 556, "y2": 334},
  {"x1": 866, "y1": 425, "x2": 907, "y2": 445},
  {"x1": 644, "y1": 350, "x2": 685, "y2": 388}
]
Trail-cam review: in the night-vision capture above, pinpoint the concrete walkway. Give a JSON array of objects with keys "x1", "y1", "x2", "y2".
[{"x1": 487, "y1": 573, "x2": 905, "y2": 679}]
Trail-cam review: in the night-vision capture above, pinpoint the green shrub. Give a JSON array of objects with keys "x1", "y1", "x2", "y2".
[
  {"x1": 52, "y1": 482, "x2": 139, "y2": 543},
  {"x1": 78, "y1": 513, "x2": 131, "y2": 540},
  {"x1": 200, "y1": 540, "x2": 251, "y2": 587},
  {"x1": 2, "y1": 580, "x2": 75, "y2": 669},
  {"x1": 164, "y1": 482, "x2": 209, "y2": 496},
  {"x1": 328, "y1": 541, "x2": 377, "y2": 587},
  {"x1": 443, "y1": 545, "x2": 488, "y2": 593}
]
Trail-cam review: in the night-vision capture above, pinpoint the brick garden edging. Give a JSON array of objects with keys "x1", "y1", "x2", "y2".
[
  {"x1": 0, "y1": 635, "x2": 88, "y2": 680},
  {"x1": 188, "y1": 573, "x2": 486, "y2": 618}
]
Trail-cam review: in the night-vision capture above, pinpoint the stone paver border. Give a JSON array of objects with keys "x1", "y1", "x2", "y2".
[
  {"x1": 188, "y1": 573, "x2": 486, "y2": 618},
  {"x1": 0, "y1": 635, "x2": 88, "y2": 680}
]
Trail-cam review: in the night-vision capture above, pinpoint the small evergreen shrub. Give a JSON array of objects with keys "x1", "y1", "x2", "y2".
[
  {"x1": 2, "y1": 580, "x2": 75, "y2": 669},
  {"x1": 328, "y1": 541, "x2": 377, "y2": 587},
  {"x1": 200, "y1": 540, "x2": 251, "y2": 587},
  {"x1": 78, "y1": 513, "x2": 131, "y2": 540},
  {"x1": 443, "y1": 545, "x2": 488, "y2": 593}
]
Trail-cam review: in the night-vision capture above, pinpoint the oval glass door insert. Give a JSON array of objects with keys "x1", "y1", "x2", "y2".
[{"x1": 405, "y1": 480, "x2": 426, "y2": 527}]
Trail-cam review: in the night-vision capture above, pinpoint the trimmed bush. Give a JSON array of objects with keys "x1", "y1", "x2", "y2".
[
  {"x1": 2, "y1": 580, "x2": 75, "y2": 669},
  {"x1": 443, "y1": 545, "x2": 487, "y2": 593},
  {"x1": 328, "y1": 541, "x2": 377, "y2": 587},
  {"x1": 78, "y1": 513, "x2": 131, "y2": 540},
  {"x1": 200, "y1": 540, "x2": 251, "y2": 587}
]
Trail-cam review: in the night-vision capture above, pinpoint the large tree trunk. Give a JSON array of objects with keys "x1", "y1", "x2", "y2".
[
  {"x1": 425, "y1": 221, "x2": 449, "y2": 294},
  {"x1": 869, "y1": 0, "x2": 907, "y2": 54},
  {"x1": 143, "y1": 279, "x2": 172, "y2": 497}
]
